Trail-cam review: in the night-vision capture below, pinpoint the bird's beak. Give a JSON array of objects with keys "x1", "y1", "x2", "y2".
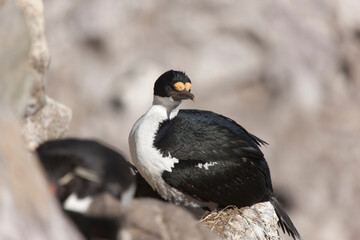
[
  {"x1": 170, "y1": 90, "x2": 195, "y2": 101},
  {"x1": 177, "y1": 90, "x2": 195, "y2": 100}
]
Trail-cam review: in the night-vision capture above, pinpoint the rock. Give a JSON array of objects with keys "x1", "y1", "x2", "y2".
[
  {"x1": 22, "y1": 96, "x2": 72, "y2": 150},
  {"x1": 87, "y1": 193, "x2": 128, "y2": 219},
  {"x1": 0, "y1": 0, "x2": 76, "y2": 239},
  {"x1": 0, "y1": 0, "x2": 31, "y2": 115},
  {"x1": 16, "y1": 0, "x2": 50, "y2": 116},
  {"x1": 201, "y1": 202, "x2": 281, "y2": 240},
  {"x1": 121, "y1": 198, "x2": 221, "y2": 240},
  {"x1": 0, "y1": 0, "x2": 71, "y2": 135},
  {"x1": 0, "y1": 105, "x2": 82, "y2": 240}
]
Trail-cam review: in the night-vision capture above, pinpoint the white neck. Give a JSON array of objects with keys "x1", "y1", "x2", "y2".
[
  {"x1": 129, "y1": 95, "x2": 204, "y2": 208},
  {"x1": 152, "y1": 95, "x2": 182, "y2": 119}
]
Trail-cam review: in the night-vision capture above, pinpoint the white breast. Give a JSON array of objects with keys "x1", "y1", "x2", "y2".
[
  {"x1": 128, "y1": 99, "x2": 203, "y2": 207},
  {"x1": 129, "y1": 104, "x2": 178, "y2": 178}
]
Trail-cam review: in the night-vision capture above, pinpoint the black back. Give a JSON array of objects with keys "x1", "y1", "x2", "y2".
[
  {"x1": 155, "y1": 109, "x2": 272, "y2": 207},
  {"x1": 155, "y1": 109, "x2": 267, "y2": 161},
  {"x1": 155, "y1": 109, "x2": 300, "y2": 239}
]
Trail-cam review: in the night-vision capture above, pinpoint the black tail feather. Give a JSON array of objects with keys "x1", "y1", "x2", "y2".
[{"x1": 270, "y1": 196, "x2": 301, "y2": 240}]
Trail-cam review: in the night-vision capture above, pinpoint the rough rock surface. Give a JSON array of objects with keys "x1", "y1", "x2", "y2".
[
  {"x1": 0, "y1": 106, "x2": 81, "y2": 240},
  {"x1": 0, "y1": 0, "x2": 77, "y2": 239},
  {"x1": 15, "y1": 0, "x2": 50, "y2": 116},
  {"x1": 0, "y1": 0, "x2": 31, "y2": 115},
  {"x1": 121, "y1": 198, "x2": 221, "y2": 240},
  {"x1": 202, "y1": 202, "x2": 281, "y2": 240},
  {"x1": 22, "y1": 96, "x2": 72, "y2": 150}
]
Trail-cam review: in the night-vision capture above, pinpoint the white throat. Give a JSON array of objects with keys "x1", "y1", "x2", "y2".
[
  {"x1": 129, "y1": 95, "x2": 205, "y2": 207},
  {"x1": 152, "y1": 95, "x2": 182, "y2": 120}
]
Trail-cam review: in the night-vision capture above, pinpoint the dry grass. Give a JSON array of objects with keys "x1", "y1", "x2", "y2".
[
  {"x1": 199, "y1": 202, "x2": 281, "y2": 240},
  {"x1": 200, "y1": 205, "x2": 243, "y2": 237}
]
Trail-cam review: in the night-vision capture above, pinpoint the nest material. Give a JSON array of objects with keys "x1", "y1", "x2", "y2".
[
  {"x1": 200, "y1": 205, "x2": 239, "y2": 236},
  {"x1": 200, "y1": 202, "x2": 281, "y2": 240}
]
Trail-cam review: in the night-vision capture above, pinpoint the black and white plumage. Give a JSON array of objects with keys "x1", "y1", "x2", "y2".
[
  {"x1": 129, "y1": 70, "x2": 300, "y2": 239},
  {"x1": 36, "y1": 138, "x2": 136, "y2": 213}
]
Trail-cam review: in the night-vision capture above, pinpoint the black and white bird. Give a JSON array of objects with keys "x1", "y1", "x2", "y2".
[
  {"x1": 36, "y1": 138, "x2": 136, "y2": 240},
  {"x1": 129, "y1": 70, "x2": 300, "y2": 239},
  {"x1": 36, "y1": 138, "x2": 136, "y2": 213}
]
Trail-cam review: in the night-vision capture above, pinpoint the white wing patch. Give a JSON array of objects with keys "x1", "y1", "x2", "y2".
[{"x1": 197, "y1": 162, "x2": 218, "y2": 170}]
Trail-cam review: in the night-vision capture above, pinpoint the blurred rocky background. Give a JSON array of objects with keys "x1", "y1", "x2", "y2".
[{"x1": 2, "y1": 0, "x2": 360, "y2": 239}]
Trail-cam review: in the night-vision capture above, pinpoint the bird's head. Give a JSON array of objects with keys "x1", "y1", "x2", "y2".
[{"x1": 153, "y1": 70, "x2": 194, "y2": 102}]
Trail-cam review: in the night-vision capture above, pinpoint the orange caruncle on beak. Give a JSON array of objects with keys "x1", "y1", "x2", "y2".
[
  {"x1": 173, "y1": 82, "x2": 186, "y2": 91},
  {"x1": 184, "y1": 82, "x2": 191, "y2": 91}
]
